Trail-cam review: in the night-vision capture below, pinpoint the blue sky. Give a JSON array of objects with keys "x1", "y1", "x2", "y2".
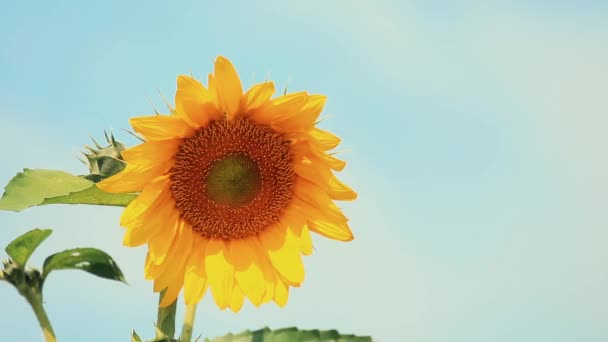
[{"x1": 1, "y1": 1, "x2": 607, "y2": 341}]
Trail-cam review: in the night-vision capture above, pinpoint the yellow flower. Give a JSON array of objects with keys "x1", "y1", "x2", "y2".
[{"x1": 98, "y1": 56, "x2": 357, "y2": 311}]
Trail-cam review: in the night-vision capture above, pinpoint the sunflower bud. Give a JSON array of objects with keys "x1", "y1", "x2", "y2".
[{"x1": 81, "y1": 131, "x2": 127, "y2": 182}]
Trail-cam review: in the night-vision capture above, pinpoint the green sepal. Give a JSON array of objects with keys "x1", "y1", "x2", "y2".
[
  {"x1": 131, "y1": 330, "x2": 143, "y2": 342},
  {"x1": 80, "y1": 131, "x2": 127, "y2": 180},
  {"x1": 84, "y1": 156, "x2": 126, "y2": 182}
]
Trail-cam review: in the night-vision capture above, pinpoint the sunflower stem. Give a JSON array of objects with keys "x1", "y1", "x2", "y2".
[
  {"x1": 5, "y1": 265, "x2": 56, "y2": 342},
  {"x1": 25, "y1": 290, "x2": 57, "y2": 342},
  {"x1": 155, "y1": 289, "x2": 177, "y2": 339},
  {"x1": 180, "y1": 303, "x2": 197, "y2": 342}
]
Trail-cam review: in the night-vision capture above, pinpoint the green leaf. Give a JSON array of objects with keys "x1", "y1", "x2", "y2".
[
  {"x1": 42, "y1": 248, "x2": 126, "y2": 283},
  {"x1": 0, "y1": 169, "x2": 137, "y2": 212},
  {"x1": 205, "y1": 327, "x2": 373, "y2": 342},
  {"x1": 0, "y1": 169, "x2": 93, "y2": 211},
  {"x1": 5, "y1": 228, "x2": 52, "y2": 267},
  {"x1": 40, "y1": 184, "x2": 137, "y2": 207},
  {"x1": 156, "y1": 289, "x2": 177, "y2": 339}
]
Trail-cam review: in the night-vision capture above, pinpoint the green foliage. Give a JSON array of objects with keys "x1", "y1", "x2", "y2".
[
  {"x1": 1, "y1": 228, "x2": 127, "y2": 342},
  {"x1": 40, "y1": 183, "x2": 137, "y2": 207},
  {"x1": 156, "y1": 289, "x2": 178, "y2": 339},
  {"x1": 0, "y1": 132, "x2": 376, "y2": 342},
  {"x1": 0, "y1": 132, "x2": 136, "y2": 212},
  {"x1": 5, "y1": 228, "x2": 52, "y2": 267},
  {"x1": 0, "y1": 169, "x2": 136, "y2": 212},
  {"x1": 0, "y1": 169, "x2": 93, "y2": 211},
  {"x1": 205, "y1": 327, "x2": 373, "y2": 342},
  {"x1": 42, "y1": 247, "x2": 126, "y2": 283}
]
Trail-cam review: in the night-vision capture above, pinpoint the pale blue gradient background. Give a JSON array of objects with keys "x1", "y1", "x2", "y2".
[{"x1": 1, "y1": 1, "x2": 607, "y2": 341}]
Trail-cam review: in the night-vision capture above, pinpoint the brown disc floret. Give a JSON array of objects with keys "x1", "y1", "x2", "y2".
[{"x1": 170, "y1": 118, "x2": 295, "y2": 239}]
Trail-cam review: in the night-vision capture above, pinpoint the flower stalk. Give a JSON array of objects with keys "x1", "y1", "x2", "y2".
[
  {"x1": 2, "y1": 263, "x2": 57, "y2": 342},
  {"x1": 180, "y1": 304, "x2": 197, "y2": 342},
  {"x1": 25, "y1": 291, "x2": 57, "y2": 342}
]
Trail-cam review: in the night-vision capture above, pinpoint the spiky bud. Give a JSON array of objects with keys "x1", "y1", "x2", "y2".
[{"x1": 81, "y1": 131, "x2": 127, "y2": 182}]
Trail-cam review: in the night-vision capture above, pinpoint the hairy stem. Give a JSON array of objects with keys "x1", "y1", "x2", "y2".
[
  {"x1": 26, "y1": 292, "x2": 56, "y2": 342},
  {"x1": 180, "y1": 304, "x2": 198, "y2": 342}
]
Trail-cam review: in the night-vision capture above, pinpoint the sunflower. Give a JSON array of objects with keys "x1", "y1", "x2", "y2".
[{"x1": 98, "y1": 56, "x2": 357, "y2": 311}]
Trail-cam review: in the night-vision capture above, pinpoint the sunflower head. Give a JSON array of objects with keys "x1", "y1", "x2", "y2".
[{"x1": 98, "y1": 56, "x2": 357, "y2": 311}]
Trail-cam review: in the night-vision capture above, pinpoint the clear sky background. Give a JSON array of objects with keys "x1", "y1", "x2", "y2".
[{"x1": 1, "y1": 1, "x2": 607, "y2": 341}]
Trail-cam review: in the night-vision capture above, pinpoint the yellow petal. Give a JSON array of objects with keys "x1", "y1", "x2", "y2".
[
  {"x1": 121, "y1": 140, "x2": 179, "y2": 166},
  {"x1": 298, "y1": 225, "x2": 313, "y2": 256},
  {"x1": 300, "y1": 95, "x2": 326, "y2": 123},
  {"x1": 119, "y1": 176, "x2": 170, "y2": 226},
  {"x1": 290, "y1": 196, "x2": 353, "y2": 242},
  {"x1": 274, "y1": 95, "x2": 326, "y2": 131},
  {"x1": 207, "y1": 73, "x2": 218, "y2": 106},
  {"x1": 130, "y1": 115, "x2": 194, "y2": 141},
  {"x1": 308, "y1": 127, "x2": 341, "y2": 151},
  {"x1": 244, "y1": 81, "x2": 275, "y2": 111},
  {"x1": 293, "y1": 155, "x2": 357, "y2": 201},
  {"x1": 290, "y1": 196, "x2": 330, "y2": 223},
  {"x1": 189, "y1": 235, "x2": 209, "y2": 277},
  {"x1": 273, "y1": 277, "x2": 289, "y2": 307},
  {"x1": 213, "y1": 56, "x2": 242, "y2": 118},
  {"x1": 144, "y1": 252, "x2": 162, "y2": 280},
  {"x1": 279, "y1": 207, "x2": 311, "y2": 258},
  {"x1": 258, "y1": 225, "x2": 305, "y2": 284},
  {"x1": 308, "y1": 217, "x2": 354, "y2": 242},
  {"x1": 294, "y1": 180, "x2": 348, "y2": 223},
  {"x1": 313, "y1": 150, "x2": 346, "y2": 172},
  {"x1": 249, "y1": 92, "x2": 308, "y2": 126},
  {"x1": 229, "y1": 238, "x2": 265, "y2": 305},
  {"x1": 184, "y1": 276, "x2": 208, "y2": 305},
  {"x1": 155, "y1": 224, "x2": 190, "y2": 306},
  {"x1": 97, "y1": 161, "x2": 171, "y2": 194},
  {"x1": 122, "y1": 188, "x2": 175, "y2": 247},
  {"x1": 291, "y1": 142, "x2": 346, "y2": 172},
  {"x1": 150, "y1": 220, "x2": 193, "y2": 286},
  {"x1": 229, "y1": 284, "x2": 245, "y2": 312},
  {"x1": 293, "y1": 154, "x2": 329, "y2": 184},
  {"x1": 261, "y1": 277, "x2": 274, "y2": 304},
  {"x1": 159, "y1": 277, "x2": 184, "y2": 307},
  {"x1": 145, "y1": 214, "x2": 180, "y2": 277},
  {"x1": 328, "y1": 175, "x2": 358, "y2": 201},
  {"x1": 279, "y1": 208, "x2": 310, "y2": 257},
  {"x1": 184, "y1": 236, "x2": 209, "y2": 304},
  {"x1": 249, "y1": 239, "x2": 276, "y2": 304},
  {"x1": 144, "y1": 252, "x2": 159, "y2": 281},
  {"x1": 204, "y1": 239, "x2": 234, "y2": 310},
  {"x1": 175, "y1": 75, "x2": 222, "y2": 128}
]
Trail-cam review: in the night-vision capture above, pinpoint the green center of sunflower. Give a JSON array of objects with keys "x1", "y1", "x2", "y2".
[{"x1": 205, "y1": 154, "x2": 261, "y2": 207}]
